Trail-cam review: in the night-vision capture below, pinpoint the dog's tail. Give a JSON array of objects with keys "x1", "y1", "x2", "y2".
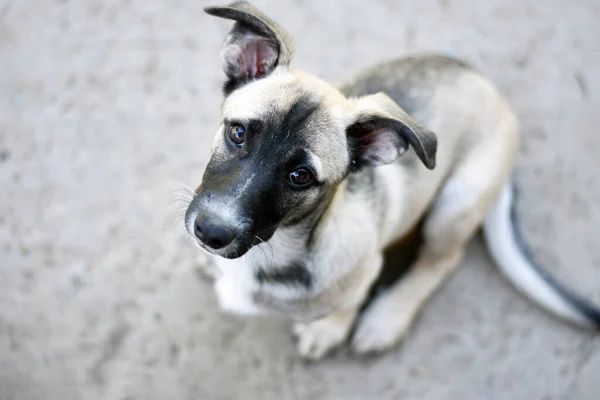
[{"x1": 483, "y1": 182, "x2": 600, "y2": 329}]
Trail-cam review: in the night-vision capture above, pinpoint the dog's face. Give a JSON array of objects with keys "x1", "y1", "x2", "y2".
[
  {"x1": 185, "y1": 1, "x2": 436, "y2": 259},
  {"x1": 187, "y1": 73, "x2": 350, "y2": 258}
]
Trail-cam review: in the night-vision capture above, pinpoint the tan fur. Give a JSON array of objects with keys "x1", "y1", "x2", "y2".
[
  {"x1": 289, "y1": 72, "x2": 519, "y2": 357},
  {"x1": 192, "y1": 2, "x2": 520, "y2": 359},
  {"x1": 199, "y1": 65, "x2": 518, "y2": 359}
]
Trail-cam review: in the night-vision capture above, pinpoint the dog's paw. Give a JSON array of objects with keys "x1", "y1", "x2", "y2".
[
  {"x1": 293, "y1": 318, "x2": 350, "y2": 360},
  {"x1": 351, "y1": 300, "x2": 412, "y2": 354}
]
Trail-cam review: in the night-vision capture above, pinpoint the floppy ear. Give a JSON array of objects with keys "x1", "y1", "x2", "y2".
[
  {"x1": 346, "y1": 93, "x2": 437, "y2": 170},
  {"x1": 204, "y1": 1, "x2": 294, "y2": 94}
]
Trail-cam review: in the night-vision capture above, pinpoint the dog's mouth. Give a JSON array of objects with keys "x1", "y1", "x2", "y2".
[
  {"x1": 187, "y1": 221, "x2": 277, "y2": 260},
  {"x1": 193, "y1": 236, "x2": 265, "y2": 259},
  {"x1": 197, "y1": 241, "x2": 246, "y2": 259}
]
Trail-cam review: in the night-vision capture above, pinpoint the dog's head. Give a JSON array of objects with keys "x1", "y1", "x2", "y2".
[{"x1": 185, "y1": 1, "x2": 436, "y2": 258}]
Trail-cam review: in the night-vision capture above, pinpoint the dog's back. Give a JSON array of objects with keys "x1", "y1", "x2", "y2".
[
  {"x1": 339, "y1": 54, "x2": 471, "y2": 116},
  {"x1": 339, "y1": 54, "x2": 519, "y2": 246}
]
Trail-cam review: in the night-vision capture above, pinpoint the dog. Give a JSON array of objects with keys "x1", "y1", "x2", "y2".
[{"x1": 184, "y1": 1, "x2": 600, "y2": 359}]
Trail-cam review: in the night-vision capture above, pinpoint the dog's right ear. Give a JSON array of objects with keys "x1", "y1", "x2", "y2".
[{"x1": 204, "y1": 1, "x2": 294, "y2": 94}]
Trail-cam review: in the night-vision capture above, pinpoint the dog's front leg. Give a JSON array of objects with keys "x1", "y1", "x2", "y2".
[
  {"x1": 351, "y1": 247, "x2": 464, "y2": 354},
  {"x1": 293, "y1": 307, "x2": 358, "y2": 360},
  {"x1": 293, "y1": 252, "x2": 383, "y2": 360},
  {"x1": 351, "y1": 120, "x2": 517, "y2": 354}
]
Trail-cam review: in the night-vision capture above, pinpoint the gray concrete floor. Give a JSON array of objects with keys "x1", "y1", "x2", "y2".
[{"x1": 1, "y1": 0, "x2": 600, "y2": 399}]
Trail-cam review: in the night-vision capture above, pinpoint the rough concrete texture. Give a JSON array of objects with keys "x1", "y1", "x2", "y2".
[{"x1": 1, "y1": 0, "x2": 599, "y2": 399}]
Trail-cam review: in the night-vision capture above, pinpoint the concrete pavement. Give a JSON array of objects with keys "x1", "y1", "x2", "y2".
[{"x1": 1, "y1": 0, "x2": 599, "y2": 398}]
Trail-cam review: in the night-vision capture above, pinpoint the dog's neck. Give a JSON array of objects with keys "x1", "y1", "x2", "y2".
[{"x1": 231, "y1": 182, "x2": 346, "y2": 289}]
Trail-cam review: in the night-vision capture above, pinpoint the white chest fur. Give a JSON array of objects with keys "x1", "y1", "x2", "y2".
[
  {"x1": 211, "y1": 226, "x2": 312, "y2": 316},
  {"x1": 213, "y1": 262, "x2": 267, "y2": 316}
]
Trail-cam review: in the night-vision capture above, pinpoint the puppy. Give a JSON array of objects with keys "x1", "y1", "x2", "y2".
[{"x1": 184, "y1": 1, "x2": 600, "y2": 359}]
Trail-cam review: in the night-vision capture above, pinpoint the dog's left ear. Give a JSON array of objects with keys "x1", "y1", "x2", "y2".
[
  {"x1": 204, "y1": 1, "x2": 294, "y2": 94},
  {"x1": 346, "y1": 93, "x2": 437, "y2": 170}
]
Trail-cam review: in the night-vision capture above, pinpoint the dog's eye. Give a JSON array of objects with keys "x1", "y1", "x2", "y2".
[
  {"x1": 289, "y1": 167, "x2": 313, "y2": 187},
  {"x1": 228, "y1": 124, "x2": 246, "y2": 146}
]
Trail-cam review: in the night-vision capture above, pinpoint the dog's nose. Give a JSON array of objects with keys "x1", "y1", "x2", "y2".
[{"x1": 194, "y1": 216, "x2": 236, "y2": 250}]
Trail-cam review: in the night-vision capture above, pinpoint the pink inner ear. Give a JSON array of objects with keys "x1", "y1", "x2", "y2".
[
  {"x1": 361, "y1": 128, "x2": 403, "y2": 164},
  {"x1": 233, "y1": 34, "x2": 276, "y2": 79}
]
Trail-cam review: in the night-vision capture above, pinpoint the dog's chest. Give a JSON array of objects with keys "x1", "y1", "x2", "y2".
[
  {"x1": 212, "y1": 258, "x2": 268, "y2": 316},
  {"x1": 212, "y1": 256, "x2": 325, "y2": 319},
  {"x1": 210, "y1": 228, "x2": 329, "y2": 318}
]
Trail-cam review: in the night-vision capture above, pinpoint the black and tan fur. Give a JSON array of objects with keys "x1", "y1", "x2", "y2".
[{"x1": 184, "y1": 1, "x2": 600, "y2": 359}]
